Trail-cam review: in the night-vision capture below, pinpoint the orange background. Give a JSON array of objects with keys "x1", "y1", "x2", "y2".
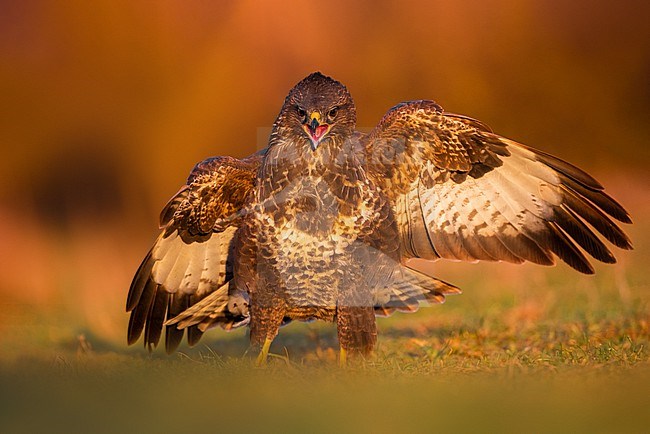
[{"x1": 0, "y1": 1, "x2": 647, "y2": 351}]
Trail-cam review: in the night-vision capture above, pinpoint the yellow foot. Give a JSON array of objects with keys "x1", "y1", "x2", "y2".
[
  {"x1": 339, "y1": 347, "x2": 347, "y2": 368},
  {"x1": 255, "y1": 337, "x2": 273, "y2": 367}
]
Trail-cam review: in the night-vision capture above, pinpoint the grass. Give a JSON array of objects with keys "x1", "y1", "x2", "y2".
[
  {"x1": 1, "y1": 181, "x2": 648, "y2": 433},
  {"x1": 2, "y1": 259, "x2": 649, "y2": 433}
]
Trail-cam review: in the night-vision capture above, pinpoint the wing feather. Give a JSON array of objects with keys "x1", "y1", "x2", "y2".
[
  {"x1": 557, "y1": 172, "x2": 632, "y2": 224},
  {"x1": 399, "y1": 188, "x2": 439, "y2": 259},
  {"x1": 126, "y1": 153, "x2": 261, "y2": 352},
  {"x1": 365, "y1": 100, "x2": 632, "y2": 273},
  {"x1": 559, "y1": 185, "x2": 632, "y2": 249},
  {"x1": 164, "y1": 294, "x2": 187, "y2": 354},
  {"x1": 443, "y1": 177, "x2": 524, "y2": 263},
  {"x1": 127, "y1": 279, "x2": 157, "y2": 345},
  {"x1": 126, "y1": 251, "x2": 154, "y2": 312},
  {"x1": 554, "y1": 206, "x2": 616, "y2": 264},
  {"x1": 544, "y1": 221, "x2": 594, "y2": 274},
  {"x1": 144, "y1": 289, "x2": 169, "y2": 350}
]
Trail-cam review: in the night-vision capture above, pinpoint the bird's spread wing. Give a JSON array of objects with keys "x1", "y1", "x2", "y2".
[
  {"x1": 126, "y1": 153, "x2": 261, "y2": 353},
  {"x1": 364, "y1": 100, "x2": 632, "y2": 273}
]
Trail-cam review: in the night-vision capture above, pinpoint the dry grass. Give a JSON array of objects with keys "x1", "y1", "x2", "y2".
[
  {"x1": 0, "y1": 173, "x2": 645, "y2": 434},
  {"x1": 1, "y1": 178, "x2": 649, "y2": 432},
  {"x1": 2, "y1": 248, "x2": 649, "y2": 432}
]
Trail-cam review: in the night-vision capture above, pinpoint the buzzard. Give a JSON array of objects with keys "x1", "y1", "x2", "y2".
[{"x1": 127, "y1": 72, "x2": 632, "y2": 365}]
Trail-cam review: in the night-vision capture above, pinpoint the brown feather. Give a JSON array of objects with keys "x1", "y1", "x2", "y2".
[
  {"x1": 560, "y1": 185, "x2": 632, "y2": 249},
  {"x1": 187, "y1": 325, "x2": 203, "y2": 347},
  {"x1": 127, "y1": 279, "x2": 157, "y2": 345},
  {"x1": 520, "y1": 143, "x2": 604, "y2": 190},
  {"x1": 164, "y1": 294, "x2": 187, "y2": 354},
  {"x1": 159, "y1": 186, "x2": 189, "y2": 228},
  {"x1": 559, "y1": 173, "x2": 632, "y2": 224},
  {"x1": 544, "y1": 221, "x2": 595, "y2": 274},
  {"x1": 126, "y1": 251, "x2": 154, "y2": 312},
  {"x1": 126, "y1": 153, "x2": 261, "y2": 351},
  {"x1": 144, "y1": 289, "x2": 169, "y2": 350},
  {"x1": 554, "y1": 206, "x2": 616, "y2": 263},
  {"x1": 336, "y1": 306, "x2": 377, "y2": 354}
]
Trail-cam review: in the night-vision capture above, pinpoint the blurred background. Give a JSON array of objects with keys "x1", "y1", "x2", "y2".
[{"x1": 0, "y1": 0, "x2": 648, "y2": 356}]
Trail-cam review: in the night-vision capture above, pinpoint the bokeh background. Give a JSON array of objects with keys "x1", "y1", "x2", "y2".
[{"x1": 0, "y1": 0, "x2": 648, "y2": 357}]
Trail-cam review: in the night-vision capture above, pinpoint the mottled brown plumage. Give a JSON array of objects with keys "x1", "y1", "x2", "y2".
[
  {"x1": 127, "y1": 72, "x2": 632, "y2": 359},
  {"x1": 127, "y1": 154, "x2": 260, "y2": 352}
]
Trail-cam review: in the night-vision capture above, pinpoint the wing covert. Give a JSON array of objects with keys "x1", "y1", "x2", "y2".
[{"x1": 364, "y1": 100, "x2": 632, "y2": 274}]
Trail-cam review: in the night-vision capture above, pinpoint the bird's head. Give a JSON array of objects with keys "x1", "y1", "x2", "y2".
[{"x1": 281, "y1": 72, "x2": 356, "y2": 151}]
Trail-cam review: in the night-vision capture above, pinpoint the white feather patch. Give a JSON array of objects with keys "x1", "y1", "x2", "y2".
[
  {"x1": 150, "y1": 227, "x2": 237, "y2": 296},
  {"x1": 151, "y1": 233, "x2": 183, "y2": 287},
  {"x1": 416, "y1": 140, "x2": 565, "y2": 261}
]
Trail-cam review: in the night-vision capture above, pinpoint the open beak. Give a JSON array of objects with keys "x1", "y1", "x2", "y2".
[{"x1": 303, "y1": 112, "x2": 331, "y2": 150}]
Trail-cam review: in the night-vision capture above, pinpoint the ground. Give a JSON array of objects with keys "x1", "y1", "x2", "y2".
[
  {"x1": 0, "y1": 179, "x2": 648, "y2": 433},
  {"x1": 2, "y1": 256, "x2": 649, "y2": 433}
]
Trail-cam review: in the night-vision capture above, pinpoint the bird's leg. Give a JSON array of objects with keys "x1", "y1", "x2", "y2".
[
  {"x1": 339, "y1": 347, "x2": 348, "y2": 367},
  {"x1": 255, "y1": 337, "x2": 274, "y2": 367},
  {"x1": 250, "y1": 299, "x2": 285, "y2": 366},
  {"x1": 336, "y1": 305, "x2": 377, "y2": 366}
]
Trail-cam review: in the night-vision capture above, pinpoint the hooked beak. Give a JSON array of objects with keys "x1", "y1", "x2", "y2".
[{"x1": 303, "y1": 112, "x2": 331, "y2": 150}]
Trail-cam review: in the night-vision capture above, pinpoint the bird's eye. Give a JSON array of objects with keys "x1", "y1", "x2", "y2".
[
  {"x1": 296, "y1": 106, "x2": 307, "y2": 119},
  {"x1": 328, "y1": 107, "x2": 339, "y2": 120}
]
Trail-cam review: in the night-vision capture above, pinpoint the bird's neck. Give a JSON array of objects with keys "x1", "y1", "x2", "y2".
[
  {"x1": 258, "y1": 133, "x2": 363, "y2": 201},
  {"x1": 271, "y1": 137, "x2": 350, "y2": 172}
]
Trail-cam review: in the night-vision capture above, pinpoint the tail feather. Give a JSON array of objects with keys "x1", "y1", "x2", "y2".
[
  {"x1": 166, "y1": 281, "x2": 230, "y2": 329},
  {"x1": 374, "y1": 266, "x2": 461, "y2": 317},
  {"x1": 164, "y1": 282, "x2": 250, "y2": 333}
]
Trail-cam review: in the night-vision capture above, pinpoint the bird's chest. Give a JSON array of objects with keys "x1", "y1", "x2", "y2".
[
  {"x1": 267, "y1": 171, "x2": 377, "y2": 244},
  {"x1": 265, "y1": 218, "x2": 352, "y2": 309},
  {"x1": 256, "y1": 169, "x2": 377, "y2": 299}
]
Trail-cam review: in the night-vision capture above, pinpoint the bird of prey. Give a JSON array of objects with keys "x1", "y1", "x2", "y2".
[{"x1": 126, "y1": 72, "x2": 632, "y2": 365}]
